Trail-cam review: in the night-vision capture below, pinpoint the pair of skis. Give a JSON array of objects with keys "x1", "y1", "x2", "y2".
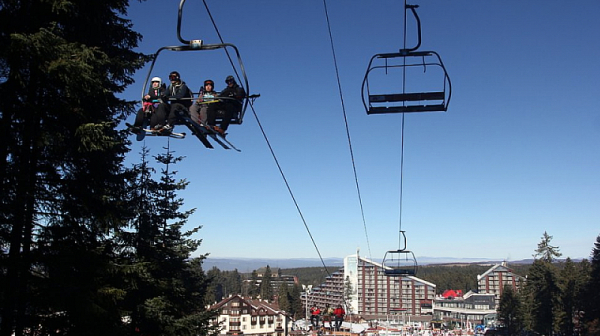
[
  {"x1": 174, "y1": 109, "x2": 240, "y2": 152},
  {"x1": 126, "y1": 111, "x2": 239, "y2": 152},
  {"x1": 126, "y1": 122, "x2": 186, "y2": 140}
]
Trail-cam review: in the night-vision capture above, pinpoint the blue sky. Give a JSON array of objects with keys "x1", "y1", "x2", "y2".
[{"x1": 122, "y1": 1, "x2": 600, "y2": 263}]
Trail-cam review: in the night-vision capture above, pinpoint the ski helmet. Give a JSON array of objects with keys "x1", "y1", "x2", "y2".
[
  {"x1": 169, "y1": 71, "x2": 181, "y2": 81},
  {"x1": 225, "y1": 75, "x2": 236, "y2": 84},
  {"x1": 204, "y1": 79, "x2": 214, "y2": 87},
  {"x1": 151, "y1": 76, "x2": 162, "y2": 86}
]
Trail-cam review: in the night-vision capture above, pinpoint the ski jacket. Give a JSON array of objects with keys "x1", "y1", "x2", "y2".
[
  {"x1": 219, "y1": 84, "x2": 246, "y2": 111},
  {"x1": 334, "y1": 307, "x2": 345, "y2": 318},
  {"x1": 143, "y1": 84, "x2": 166, "y2": 103},
  {"x1": 165, "y1": 81, "x2": 193, "y2": 108},
  {"x1": 198, "y1": 89, "x2": 218, "y2": 103}
]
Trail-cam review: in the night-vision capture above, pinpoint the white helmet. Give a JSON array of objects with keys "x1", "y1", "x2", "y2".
[{"x1": 151, "y1": 76, "x2": 162, "y2": 86}]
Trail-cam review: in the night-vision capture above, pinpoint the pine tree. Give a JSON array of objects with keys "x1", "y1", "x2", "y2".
[
  {"x1": 0, "y1": 1, "x2": 145, "y2": 335},
  {"x1": 556, "y1": 257, "x2": 587, "y2": 335},
  {"x1": 277, "y1": 284, "x2": 291, "y2": 313},
  {"x1": 260, "y1": 265, "x2": 273, "y2": 300},
  {"x1": 249, "y1": 270, "x2": 259, "y2": 298},
  {"x1": 205, "y1": 267, "x2": 224, "y2": 304},
  {"x1": 224, "y1": 269, "x2": 242, "y2": 297},
  {"x1": 289, "y1": 284, "x2": 304, "y2": 320},
  {"x1": 497, "y1": 285, "x2": 523, "y2": 335},
  {"x1": 533, "y1": 231, "x2": 562, "y2": 262},
  {"x1": 120, "y1": 147, "x2": 217, "y2": 336},
  {"x1": 525, "y1": 259, "x2": 560, "y2": 335},
  {"x1": 582, "y1": 234, "x2": 600, "y2": 334},
  {"x1": 344, "y1": 276, "x2": 354, "y2": 313}
]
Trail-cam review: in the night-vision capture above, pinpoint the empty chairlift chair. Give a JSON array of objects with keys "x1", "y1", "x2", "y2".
[
  {"x1": 381, "y1": 231, "x2": 418, "y2": 277},
  {"x1": 361, "y1": 4, "x2": 452, "y2": 115}
]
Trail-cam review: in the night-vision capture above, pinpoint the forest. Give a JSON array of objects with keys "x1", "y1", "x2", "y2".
[{"x1": 1, "y1": 1, "x2": 599, "y2": 336}]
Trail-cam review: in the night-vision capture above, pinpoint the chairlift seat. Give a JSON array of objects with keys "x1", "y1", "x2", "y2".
[
  {"x1": 384, "y1": 268, "x2": 416, "y2": 276},
  {"x1": 382, "y1": 245, "x2": 418, "y2": 278},
  {"x1": 368, "y1": 91, "x2": 447, "y2": 114}
]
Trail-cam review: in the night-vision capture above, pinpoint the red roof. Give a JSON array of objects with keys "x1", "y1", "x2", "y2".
[{"x1": 441, "y1": 289, "x2": 463, "y2": 299}]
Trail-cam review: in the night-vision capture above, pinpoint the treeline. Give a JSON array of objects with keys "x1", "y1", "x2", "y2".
[
  {"x1": 497, "y1": 232, "x2": 599, "y2": 335},
  {"x1": 203, "y1": 265, "x2": 306, "y2": 320}
]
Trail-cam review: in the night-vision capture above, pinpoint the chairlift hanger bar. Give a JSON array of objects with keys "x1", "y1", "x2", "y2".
[
  {"x1": 176, "y1": 0, "x2": 249, "y2": 101},
  {"x1": 140, "y1": 0, "x2": 252, "y2": 124},
  {"x1": 361, "y1": 2, "x2": 452, "y2": 114},
  {"x1": 403, "y1": 4, "x2": 421, "y2": 53}
]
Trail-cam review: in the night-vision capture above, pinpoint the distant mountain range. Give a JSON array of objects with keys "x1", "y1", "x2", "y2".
[{"x1": 202, "y1": 256, "x2": 535, "y2": 272}]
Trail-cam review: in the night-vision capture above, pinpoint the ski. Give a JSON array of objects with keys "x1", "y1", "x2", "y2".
[
  {"x1": 137, "y1": 117, "x2": 148, "y2": 141},
  {"x1": 196, "y1": 124, "x2": 231, "y2": 150},
  {"x1": 174, "y1": 114, "x2": 214, "y2": 149},
  {"x1": 126, "y1": 123, "x2": 186, "y2": 140},
  {"x1": 142, "y1": 128, "x2": 186, "y2": 139},
  {"x1": 174, "y1": 109, "x2": 237, "y2": 150},
  {"x1": 211, "y1": 130, "x2": 241, "y2": 152}
]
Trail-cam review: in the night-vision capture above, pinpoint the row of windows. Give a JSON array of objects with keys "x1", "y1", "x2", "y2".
[
  {"x1": 221, "y1": 316, "x2": 276, "y2": 323},
  {"x1": 221, "y1": 309, "x2": 249, "y2": 315},
  {"x1": 227, "y1": 323, "x2": 280, "y2": 331}
]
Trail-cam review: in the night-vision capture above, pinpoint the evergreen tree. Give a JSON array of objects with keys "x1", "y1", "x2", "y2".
[
  {"x1": 260, "y1": 265, "x2": 273, "y2": 300},
  {"x1": 525, "y1": 259, "x2": 560, "y2": 335},
  {"x1": 225, "y1": 269, "x2": 242, "y2": 296},
  {"x1": 249, "y1": 270, "x2": 259, "y2": 298},
  {"x1": 0, "y1": 1, "x2": 145, "y2": 335},
  {"x1": 205, "y1": 267, "x2": 224, "y2": 304},
  {"x1": 582, "y1": 234, "x2": 600, "y2": 334},
  {"x1": 120, "y1": 147, "x2": 217, "y2": 336},
  {"x1": 533, "y1": 231, "x2": 562, "y2": 262},
  {"x1": 497, "y1": 285, "x2": 523, "y2": 335},
  {"x1": 556, "y1": 257, "x2": 586, "y2": 335},
  {"x1": 289, "y1": 284, "x2": 304, "y2": 320},
  {"x1": 277, "y1": 284, "x2": 291, "y2": 313},
  {"x1": 344, "y1": 276, "x2": 355, "y2": 313}
]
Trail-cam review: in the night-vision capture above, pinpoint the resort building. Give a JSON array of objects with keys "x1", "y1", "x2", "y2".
[
  {"x1": 476, "y1": 262, "x2": 525, "y2": 307},
  {"x1": 344, "y1": 254, "x2": 436, "y2": 322},
  {"x1": 209, "y1": 295, "x2": 292, "y2": 336},
  {"x1": 433, "y1": 291, "x2": 497, "y2": 328}
]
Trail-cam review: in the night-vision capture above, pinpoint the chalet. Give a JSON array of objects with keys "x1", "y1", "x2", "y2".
[{"x1": 209, "y1": 295, "x2": 292, "y2": 336}]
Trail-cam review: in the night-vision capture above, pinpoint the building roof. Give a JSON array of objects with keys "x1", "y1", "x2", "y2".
[
  {"x1": 441, "y1": 289, "x2": 463, "y2": 299},
  {"x1": 209, "y1": 294, "x2": 288, "y2": 317},
  {"x1": 477, "y1": 262, "x2": 524, "y2": 281}
]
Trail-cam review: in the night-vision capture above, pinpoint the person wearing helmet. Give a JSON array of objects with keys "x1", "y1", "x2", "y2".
[
  {"x1": 130, "y1": 76, "x2": 166, "y2": 132},
  {"x1": 152, "y1": 71, "x2": 193, "y2": 132},
  {"x1": 190, "y1": 79, "x2": 217, "y2": 126},
  {"x1": 207, "y1": 75, "x2": 246, "y2": 135}
]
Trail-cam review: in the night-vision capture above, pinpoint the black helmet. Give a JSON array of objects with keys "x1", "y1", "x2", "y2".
[
  {"x1": 225, "y1": 75, "x2": 236, "y2": 84},
  {"x1": 169, "y1": 71, "x2": 180, "y2": 81},
  {"x1": 204, "y1": 79, "x2": 214, "y2": 87}
]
